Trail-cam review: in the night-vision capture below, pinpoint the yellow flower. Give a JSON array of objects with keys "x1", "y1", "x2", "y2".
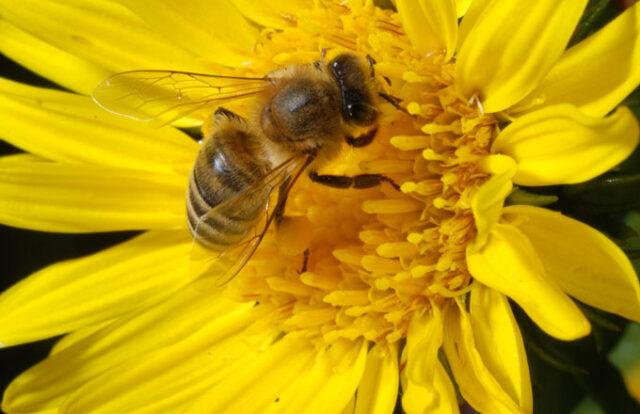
[{"x1": 0, "y1": 0, "x2": 639, "y2": 413}]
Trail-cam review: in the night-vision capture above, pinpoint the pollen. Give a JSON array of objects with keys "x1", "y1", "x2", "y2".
[{"x1": 228, "y1": 1, "x2": 498, "y2": 347}]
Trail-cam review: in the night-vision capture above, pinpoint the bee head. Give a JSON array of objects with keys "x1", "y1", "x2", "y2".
[{"x1": 329, "y1": 53, "x2": 378, "y2": 127}]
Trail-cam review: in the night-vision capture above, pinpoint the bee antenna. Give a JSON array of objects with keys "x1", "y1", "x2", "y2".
[
  {"x1": 378, "y1": 92, "x2": 412, "y2": 116},
  {"x1": 364, "y1": 102, "x2": 380, "y2": 115},
  {"x1": 366, "y1": 55, "x2": 376, "y2": 78},
  {"x1": 378, "y1": 92, "x2": 402, "y2": 109}
]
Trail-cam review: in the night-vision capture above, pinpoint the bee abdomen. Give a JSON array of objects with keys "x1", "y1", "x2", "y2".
[{"x1": 187, "y1": 130, "x2": 270, "y2": 249}]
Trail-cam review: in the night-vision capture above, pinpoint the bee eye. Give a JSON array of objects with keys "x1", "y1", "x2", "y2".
[
  {"x1": 344, "y1": 89, "x2": 365, "y2": 117},
  {"x1": 328, "y1": 54, "x2": 377, "y2": 127},
  {"x1": 331, "y1": 60, "x2": 343, "y2": 74},
  {"x1": 343, "y1": 89, "x2": 377, "y2": 126}
]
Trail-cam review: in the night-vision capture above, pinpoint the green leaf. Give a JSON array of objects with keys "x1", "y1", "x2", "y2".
[
  {"x1": 512, "y1": 301, "x2": 638, "y2": 414},
  {"x1": 580, "y1": 305, "x2": 624, "y2": 334},
  {"x1": 614, "y1": 144, "x2": 640, "y2": 174},
  {"x1": 507, "y1": 188, "x2": 559, "y2": 207},
  {"x1": 562, "y1": 171, "x2": 640, "y2": 214},
  {"x1": 611, "y1": 211, "x2": 640, "y2": 256},
  {"x1": 570, "y1": 0, "x2": 617, "y2": 47},
  {"x1": 625, "y1": 86, "x2": 640, "y2": 109},
  {"x1": 572, "y1": 397, "x2": 606, "y2": 414},
  {"x1": 624, "y1": 84, "x2": 640, "y2": 120},
  {"x1": 609, "y1": 323, "x2": 640, "y2": 372}
]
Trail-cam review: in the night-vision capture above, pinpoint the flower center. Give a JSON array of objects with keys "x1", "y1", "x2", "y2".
[{"x1": 226, "y1": 1, "x2": 497, "y2": 347}]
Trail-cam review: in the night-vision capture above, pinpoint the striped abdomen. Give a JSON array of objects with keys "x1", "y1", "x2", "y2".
[{"x1": 187, "y1": 128, "x2": 270, "y2": 250}]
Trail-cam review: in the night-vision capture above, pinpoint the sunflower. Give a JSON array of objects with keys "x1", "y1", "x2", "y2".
[{"x1": 1, "y1": 0, "x2": 640, "y2": 413}]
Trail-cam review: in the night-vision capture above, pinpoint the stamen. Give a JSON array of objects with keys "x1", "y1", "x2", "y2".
[
  {"x1": 467, "y1": 94, "x2": 486, "y2": 115},
  {"x1": 239, "y1": 2, "x2": 497, "y2": 347}
]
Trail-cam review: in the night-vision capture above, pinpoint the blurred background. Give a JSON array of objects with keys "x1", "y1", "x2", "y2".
[{"x1": 1, "y1": 1, "x2": 640, "y2": 413}]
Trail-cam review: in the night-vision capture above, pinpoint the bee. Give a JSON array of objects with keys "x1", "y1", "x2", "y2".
[{"x1": 93, "y1": 53, "x2": 398, "y2": 285}]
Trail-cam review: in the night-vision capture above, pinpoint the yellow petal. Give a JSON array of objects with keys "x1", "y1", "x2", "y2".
[
  {"x1": 178, "y1": 334, "x2": 315, "y2": 414},
  {"x1": 401, "y1": 317, "x2": 458, "y2": 414},
  {"x1": 116, "y1": 335, "x2": 308, "y2": 413},
  {"x1": 354, "y1": 344, "x2": 398, "y2": 414},
  {"x1": 191, "y1": 335, "x2": 315, "y2": 414},
  {"x1": 456, "y1": 0, "x2": 588, "y2": 113},
  {"x1": 188, "y1": 338, "x2": 367, "y2": 414},
  {"x1": 443, "y1": 302, "x2": 522, "y2": 414},
  {"x1": 0, "y1": 158, "x2": 186, "y2": 232},
  {"x1": 286, "y1": 340, "x2": 367, "y2": 414},
  {"x1": 456, "y1": 0, "x2": 472, "y2": 17},
  {"x1": 49, "y1": 320, "x2": 114, "y2": 356},
  {"x1": 342, "y1": 396, "x2": 356, "y2": 414},
  {"x1": 231, "y1": 0, "x2": 312, "y2": 29},
  {"x1": 470, "y1": 284, "x2": 532, "y2": 412},
  {"x1": 396, "y1": 0, "x2": 458, "y2": 62},
  {"x1": 402, "y1": 361, "x2": 460, "y2": 414},
  {"x1": 457, "y1": 0, "x2": 491, "y2": 46},
  {"x1": 116, "y1": 0, "x2": 259, "y2": 68},
  {"x1": 492, "y1": 104, "x2": 640, "y2": 186},
  {"x1": 404, "y1": 305, "x2": 443, "y2": 388},
  {"x1": 0, "y1": 79, "x2": 197, "y2": 174},
  {"x1": 62, "y1": 307, "x2": 265, "y2": 414},
  {"x1": 3, "y1": 284, "x2": 256, "y2": 413},
  {"x1": 467, "y1": 223, "x2": 591, "y2": 340},
  {"x1": 514, "y1": 4, "x2": 640, "y2": 117},
  {"x1": 0, "y1": 0, "x2": 210, "y2": 75},
  {"x1": 505, "y1": 205, "x2": 640, "y2": 321},
  {"x1": 0, "y1": 19, "x2": 108, "y2": 95},
  {"x1": 0, "y1": 153, "x2": 43, "y2": 164},
  {"x1": 470, "y1": 156, "x2": 516, "y2": 250},
  {"x1": 626, "y1": 364, "x2": 640, "y2": 403},
  {"x1": 0, "y1": 231, "x2": 192, "y2": 347}
]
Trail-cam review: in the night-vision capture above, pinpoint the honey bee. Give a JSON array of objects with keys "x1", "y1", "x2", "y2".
[{"x1": 93, "y1": 53, "x2": 398, "y2": 284}]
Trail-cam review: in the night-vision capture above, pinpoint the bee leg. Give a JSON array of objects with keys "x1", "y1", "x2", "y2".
[
  {"x1": 299, "y1": 249, "x2": 310, "y2": 273},
  {"x1": 345, "y1": 127, "x2": 377, "y2": 148},
  {"x1": 367, "y1": 55, "x2": 393, "y2": 85},
  {"x1": 378, "y1": 92, "x2": 404, "y2": 111},
  {"x1": 214, "y1": 107, "x2": 244, "y2": 122},
  {"x1": 308, "y1": 172, "x2": 352, "y2": 188},
  {"x1": 366, "y1": 55, "x2": 376, "y2": 78},
  {"x1": 353, "y1": 174, "x2": 400, "y2": 190},
  {"x1": 274, "y1": 179, "x2": 291, "y2": 224},
  {"x1": 309, "y1": 171, "x2": 399, "y2": 191}
]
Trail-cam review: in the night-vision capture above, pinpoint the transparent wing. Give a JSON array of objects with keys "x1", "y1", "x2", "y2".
[
  {"x1": 190, "y1": 154, "x2": 313, "y2": 287},
  {"x1": 92, "y1": 70, "x2": 270, "y2": 126}
]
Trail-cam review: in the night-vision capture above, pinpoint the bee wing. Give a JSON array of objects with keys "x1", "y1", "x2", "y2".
[
  {"x1": 92, "y1": 70, "x2": 271, "y2": 127},
  {"x1": 190, "y1": 154, "x2": 313, "y2": 287}
]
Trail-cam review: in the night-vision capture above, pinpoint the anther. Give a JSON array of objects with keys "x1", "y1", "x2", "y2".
[{"x1": 467, "y1": 95, "x2": 485, "y2": 116}]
